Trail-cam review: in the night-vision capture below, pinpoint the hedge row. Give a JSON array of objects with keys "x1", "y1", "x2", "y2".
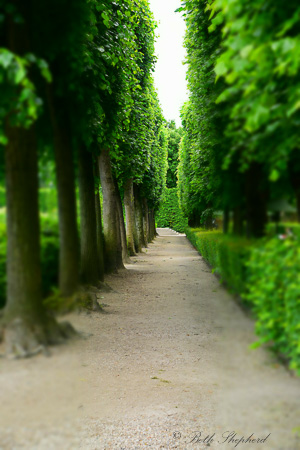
[
  {"x1": 186, "y1": 227, "x2": 300, "y2": 375},
  {"x1": 185, "y1": 228, "x2": 252, "y2": 296},
  {"x1": 156, "y1": 188, "x2": 188, "y2": 233}
]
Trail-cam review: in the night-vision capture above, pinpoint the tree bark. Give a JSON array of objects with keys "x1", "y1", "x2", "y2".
[
  {"x1": 288, "y1": 153, "x2": 300, "y2": 223},
  {"x1": 147, "y1": 210, "x2": 153, "y2": 242},
  {"x1": 142, "y1": 198, "x2": 149, "y2": 248},
  {"x1": 188, "y1": 212, "x2": 201, "y2": 228},
  {"x1": 223, "y1": 208, "x2": 230, "y2": 234},
  {"x1": 4, "y1": 124, "x2": 45, "y2": 326},
  {"x1": 47, "y1": 87, "x2": 79, "y2": 296},
  {"x1": 1, "y1": 4, "x2": 76, "y2": 357},
  {"x1": 98, "y1": 149, "x2": 123, "y2": 272},
  {"x1": 78, "y1": 145, "x2": 99, "y2": 286},
  {"x1": 296, "y1": 192, "x2": 300, "y2": 223},
  {"x1": 134, "y1": 185, "x2": 146, "y2": 249},
  {"x1": 233, "y1": 206, "x2": 243, "y2": 235},
  {"x1": 149, "y1": 209, "x2": 157, "y2": 240},
  {"x1": 93, "y1": 162, "x2": 105, "y2": 281},
  {"x1": 245, "y1": 163, "x2": 268, "y2": 238},
  {"x1": 124, "y1": 178, "x2": 137, "y2": 255},
  {"x1": 114, "y1": 177, "x2": 130, "y2": 264}
]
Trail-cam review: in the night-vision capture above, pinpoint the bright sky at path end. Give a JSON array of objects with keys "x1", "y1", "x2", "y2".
[{"x1": 148, "y1": 0, "x2": 188, "y2": 127}]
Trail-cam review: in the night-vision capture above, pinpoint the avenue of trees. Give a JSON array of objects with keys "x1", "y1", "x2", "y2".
[
  {"x1": 177, "y1": 0, "x2": 300, "y2": 373},
  {"x1": 178, "y1": 0, "x2": 300, "y2": 237},
  {"x1": 0, "y1": 0, "x2": 168, "y2": 356}
]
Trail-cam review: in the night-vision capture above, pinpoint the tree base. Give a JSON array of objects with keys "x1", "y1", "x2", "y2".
[
  {"x1": 78, "y1": 286, "x2": 105, "y2": 312},
  {"x1": 1, "y1": 316, "x2": 77, "y2": 359}
]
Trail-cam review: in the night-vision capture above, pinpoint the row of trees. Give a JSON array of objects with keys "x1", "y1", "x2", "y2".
[
  {"x1": 0, "y1": 0, "x2": 168, "y2": 356},
  {"x1": 178, "y1": 0, "x2": 300, "y2": 237}
]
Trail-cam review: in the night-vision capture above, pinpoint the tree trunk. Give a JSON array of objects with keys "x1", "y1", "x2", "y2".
[
  {"x1": 47, "y1": 87, "x2": 79, "y2": 296},
  {"x1": 98, "y1": 149, "x2": 123, "y2": 272},
  {"x1": 3, "y1": 123, "x2": 77, "y2": 356},
  {"x1": 142, "y1": 198, "x2": 149, "y2": 248},
  {"x1": 233, "y1": 206, "x2": 243, "y2": 235},
  {"x1": 4, "y1": 124, "x2": 44, "y2": 324},
  {"x1": 245, "y1": 163, "x2": 268, "y2": 238},
  {"x1": 153, "y1": 211, "x2": 158, "y2": 237},
  {"x1": 188, "y1": 212, "x2": 200, "y2": 228},
  {"x1": 1, "y1": 1, "x2": 77, "y2": 357},
  {"x1": 149, "y1": 209, "x2": 157, "y2": 239},
  {"x1": 288, "y1": 153, "x2": 300, "y2": 223},
  {"x1": 124, "y1": 178, "x2": 137, "y2": 255},
  {"x1": 134, "y1": 185, "x2": 146, "y2": 249},
  {"x1": 93, "y1": 163, "x2": 105, "y2": 281},
  {"x1": 147, "y1": 209, "x2": 153, "y2": 242},
  {"x1": 133, "y1": 187, "x2": 141, "y2": 253},
  {"x1": 296, "y1": 192, "x2": 300, "y2": 223},
  {"x1": 78, "y1": 145, "x2": 99, "y2": 286},
  {"x1": 114, "y1": 177, "x2": 130, "y2": 264},
  {"x1": 223, "y1": 208, "x2": 230, "y2": 234}
]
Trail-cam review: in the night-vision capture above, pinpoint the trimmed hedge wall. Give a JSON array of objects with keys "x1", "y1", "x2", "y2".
[
  {"x1": 245, "y1": 237, "x2": 300, "y2": 373},
  {"x1": 156, "y1": 188, "x2": 188, "y2": 233},
  {"x1": 186, "y1": 227, "x2": 300, "y2": 375},
  {"x1": 185, "y1": 228, "x2": 252, "y2": 296}
]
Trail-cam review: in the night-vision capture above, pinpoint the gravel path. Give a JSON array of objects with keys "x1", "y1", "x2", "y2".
[{"x1": 0, "y1": 228, "x2": 299, "y2": 449}]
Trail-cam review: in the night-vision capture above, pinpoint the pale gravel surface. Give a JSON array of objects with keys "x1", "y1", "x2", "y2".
[{"x1": 0, "y1": 228, "x2": 299, "y2": 449}]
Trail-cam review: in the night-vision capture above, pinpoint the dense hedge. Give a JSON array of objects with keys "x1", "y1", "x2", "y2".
[
  {"x1": 0, "y1": 187, "x2": 5, "y2": 208},
  {"x1": 185, "y1": 228, "x2": 252, "y2": 296},
  {"x1": 39, "y1": 188, "x2": 58, "y2": 213},
  {"x1": 266, "y1": 222, "x2": 300, "y2": 238},
  {"x1": 245, "y1": 237, "x2": 300, "y2": 374},
  {"x1": 186, "y1": 227, "x2": 300, "y2": 375},
  {"x1": 0, "y1": 211, "x2": 59, "y2": 309},
  {"x1": 156, "y1": 188, "x2": 188, "y2": 233}
]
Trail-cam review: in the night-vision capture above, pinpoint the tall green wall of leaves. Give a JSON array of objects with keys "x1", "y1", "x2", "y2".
[
  {"x1": 186, "y1": 228, "x2": 300, "y2": 375},
  {"x1": 156, "y1": 188, "x2": 188, "y2": 233}
]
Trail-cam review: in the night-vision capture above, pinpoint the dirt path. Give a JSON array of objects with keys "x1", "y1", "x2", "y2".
[{"x1": 0, "y1": 229, "x2": 299, "y2": 449}]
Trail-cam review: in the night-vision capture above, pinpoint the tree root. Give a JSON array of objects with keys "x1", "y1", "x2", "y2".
[
  {"x1": 95, "y1": 281, "x2": 113, "y2": 293},
  {"x1": 2, "y1": 316, "x2": 78, "y2": 359},
  {"x1": 75, "y1": 289, "x2": 101, "y2": 312},
  {"x1": 44, "y1": 283, "x2": 112, "y2": 314}
]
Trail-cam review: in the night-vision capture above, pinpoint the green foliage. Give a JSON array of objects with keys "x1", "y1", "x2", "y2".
[
  {"x1": 0, "y1": 0, "x2": 167, "y2": 312},
  {"x1": 179, "y1": 1, "x2": 300, "y2": 235},
  {"x1": 245, "y1": 237, "x2": 300, "y2": 374},
  {"x1": 185, "y1": 228, "x2": 251, "y2": 291},
  {"x1": 186, "y1": 227, "x2": 300, "y2": 374},
  {"x1": 0, "y1": 187, "x2": 57, "y2": 212},
  {"x1": 178, "y1": 1, "x2": 232, "y2": 224},
  {"x1": 266, "y1": 222, "x2": 300, "y2": 238},
  {"x1": 185, "y1": 228, "x2": 222, "y2": 268},
  {"x1": 156, "y1": 188, "x2": 188, "y2": 233},
  {"x1": 166, "y1": 121, "x2": 182, "y2": 189},
  {"x1": 217, "y1": 237, "x2": 253, "y2": 297},
  {"x1": 209, "y1": 0, "x2": 300, "y2": 177},
  {"x1": 39, "y1": 188, "x2": 58, "y2": 213},
  {"x1": 0, "y1": 186, "x2": 5, "y2": 207},
  {"x1": 0, "y1": 49, "x2": 51, "y2": 143}
]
